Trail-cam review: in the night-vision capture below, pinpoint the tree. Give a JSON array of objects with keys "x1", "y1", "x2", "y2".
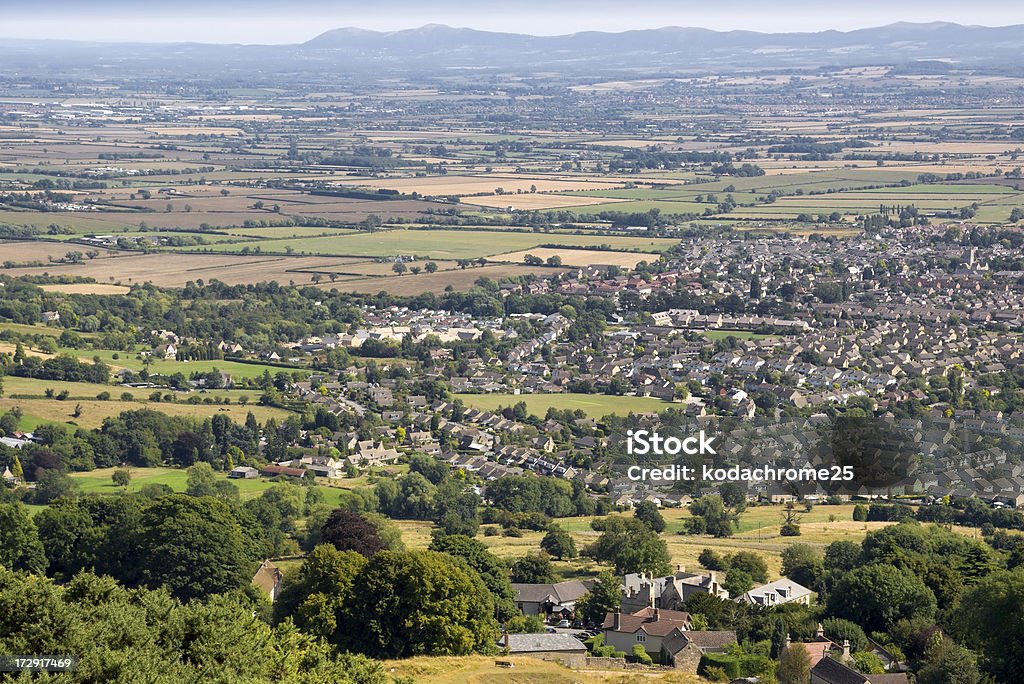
[
  {"x1": 688, "y1": 495, "x2": 736, "y2": 537},
  {"x1": 727, "y1": 551, "x2": 768, "y2": 584},
  {"x1": 321, "y1": 509, "x2": 387, "y2": 558},
  {"x1": 392, "y1": 262, "x2": 407, "y2": 276},
  {"x1": 546, "y1": 255, "x2": 562, "y2": 267},
  {"x1": 584, "y1": 517, "x2": 671, "y2": 575},
  {"x1": 0, "y1": 502, "x2": 47, "y2": 574},
  {"x1": 956, "y1": 568, "x2": 1024, "y2": 683},
  {"x1": 425, "y1": 262, "x2": 438, "y2": 273},
  {"x1": 576, "y1": 570, "x2": 620, "y2": 625},
  {"x1": 185, "y1": 462, "x2": 218, "y2": 497},
  {"x1": 781, "y1": 543, "x2": 823, "y2": 588},
  {"x1": 821, "y1": 618, "x2": 867, "y2": 654},
  {"x1": 853, "y1": 504, "x2": 868, "y2": 521},
  {"x1": 633, "y1": 500, "x2": 666, "y2": 533},
  {"x1": 432, "y1": 480, "x2": 480, "y2": 537},
  {"x1": 342, "y1": 550, "x2": 500, "y2": 658},
  {"x1": 0, "y1": 567, "x2": 386, "y2": 683},
  {"x1": 780, "y1": 501, "x2": 802, "y2": 536},
  {"x1": 699, "y1": 548, "x2": 729, "y2": 571},
  {"x1": 852, "y1": 651, "x2": 886, "y2": 675},
  {"x1": 777, "y1": 643, "x2": 812, "y2": 684},
  {"x1": 273, "y1": 544, "x2": 367, "y2": 641},
  {"x1": 723, "y1": 569, "x2": 753, "y2": 597},
  {"x1": 827, "y1": 563, "x2": 936, "y2": 633},
  {"x1": 428, "y1": 534, "x2": 516, "y2": 619},
  {"x1": 823, "y1": 540, "x2": 861, "y2": 573},
  {"x1": 112, "y1": 468, "x2": 131, "y2": 489},
  {"x1": 770, "y1": 617, "x2": 787, "y2": 659},
  {"x1": 511, "y1": 554, "x2": 555, "y2": 584},
  {"x1": 134, "y1": 495, "x2": 262, "y2": 601},
  {"x1": 917, "y1": 639, "x2": 981, "y2": 684},
  {"x1": 540, "y1": 526, "x2": 577, "y2": 560}
]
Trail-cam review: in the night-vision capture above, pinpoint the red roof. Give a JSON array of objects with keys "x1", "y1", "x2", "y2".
[{"x1": 261, "y1": 465, "x2": 306, "y2": 477}]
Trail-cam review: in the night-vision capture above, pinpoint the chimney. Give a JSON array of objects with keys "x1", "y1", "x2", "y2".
[
  {"x1": 842, "y1": 639, "x2": 851, "y2": 661},
  {"x1": 613, "y1": 611, "x2": 621, "y2": 631},
  {"x1": 503, "y1": 631, "x2": 509, "y2": 649},
  {"x1": 653, "y1": 608, "x2": 660, "y2": 622}
]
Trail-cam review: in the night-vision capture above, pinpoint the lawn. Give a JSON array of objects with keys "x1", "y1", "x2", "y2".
[{"x1": 455, "y1": 393, "x2": 672, "y2": 418}]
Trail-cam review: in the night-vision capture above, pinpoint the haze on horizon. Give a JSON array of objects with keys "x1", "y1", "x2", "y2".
[{"x1": 3, "y1": 0, "x2": 1023, "y2": 44}]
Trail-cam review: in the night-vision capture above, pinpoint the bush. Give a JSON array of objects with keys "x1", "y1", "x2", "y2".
[
  {"x1": 631, "y1": 643, "x2": 653, "y2": 665},
  {"x1": 699, "y1": 653, "x2": 741, "y2": 680},
  {"x1": 482, "y1": 526, "x2": 500, "y2": 536}
]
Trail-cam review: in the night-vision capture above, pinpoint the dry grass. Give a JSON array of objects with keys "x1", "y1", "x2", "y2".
[
  {"x1": 38, "y1": 283, "x2": 131, "y2": 295},
  {"x1": 383, "y1": 655, "x2": 703, "y2": 683}
]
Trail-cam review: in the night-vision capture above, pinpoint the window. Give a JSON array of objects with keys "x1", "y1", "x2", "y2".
[{"x1": 636, "y1": 633, "x2": 646, "y2": 642}]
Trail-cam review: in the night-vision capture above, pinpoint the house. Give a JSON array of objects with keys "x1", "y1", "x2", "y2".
[
  {"x1": 512, "y1": 580, "x2": 590, "y2": 622},
  {"x1": 155, "y1": 343, "x2": 177, "y2": 360},
  {"x1": 661, "y1": 629, "x2": 737, "y2": 671},
  {"x1": 811, "y1": 656, "x2": 909, "y2": 684},
  {"x1": 737, "y1": 578, "x2": 814, "y2": 607},
  {"x1": 621, "y1": 570, "x2": 729, "y2": 613},
  {"x1": 0, "y1": 437, "x2": 29, "y2": 450},
  {"x1": 2, "y1": 466, "x2": 21, "y2": 485},
  {"x1": 41, "y1": 310, "x2": 60, "y2": 324},
  {"x1": 602, "y1": 607, "x2": 692, "y2": 661},
  {"x1": 251, "y1": 560, "x2": 283, "y2": 602},
  {"x1": 498, "y1": 633, "x2": 588, "y2": 667},
  {"x1": 228, "y1": 466, "x2": 259, "y2": 479}
]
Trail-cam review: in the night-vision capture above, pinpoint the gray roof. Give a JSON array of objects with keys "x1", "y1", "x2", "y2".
[
  {"x1": 512, "y1": 580, "x2": 590, "y2": 604},
  {"x1": 502, "y1": 633, "x2": 587, "y2": 653}
]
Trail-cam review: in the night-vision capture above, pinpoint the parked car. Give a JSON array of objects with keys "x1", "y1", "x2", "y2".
[{"x1": 556, "y1": 619, "x2": 572, "y2": 628}]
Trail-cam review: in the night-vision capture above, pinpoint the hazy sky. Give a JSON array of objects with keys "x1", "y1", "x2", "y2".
[{"x1": 3, "y1": 0, "x2": 1023, "y2": 43}]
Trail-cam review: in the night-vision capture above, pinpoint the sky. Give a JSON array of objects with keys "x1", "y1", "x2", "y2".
[{"x1": 2, "y1": 0, "x2": 1023, "y2": 43}]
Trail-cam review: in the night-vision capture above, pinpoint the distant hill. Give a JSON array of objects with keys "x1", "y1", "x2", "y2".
[
  {"x1": 301, "y1": 22, "x2": 1024, "y2": 71},
  {"x1": 2, "y1": 22, "x2": 1023, "y2": 78}
]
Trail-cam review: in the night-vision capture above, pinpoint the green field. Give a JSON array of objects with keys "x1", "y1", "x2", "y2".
[
  {"x1": 67, "y1": 466, "x2": 353, "y2": 506},
  {"x1": 455, "y1": 392, "x2": 672, "y2": 418},
  {"x1": 181, "y1": 229, "x2": 679, "y2": 259}
]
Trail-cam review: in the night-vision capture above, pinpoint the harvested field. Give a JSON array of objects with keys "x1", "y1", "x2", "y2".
[
  {"x1": 0, "y1": 240, "x2": 117, "y2": 263},
  {"x1": 38, "y1": 283, "x2": 131, "y2": 295},
  {"x1": 490, "y1": 247, "x2": 660, "y2": 268}
]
